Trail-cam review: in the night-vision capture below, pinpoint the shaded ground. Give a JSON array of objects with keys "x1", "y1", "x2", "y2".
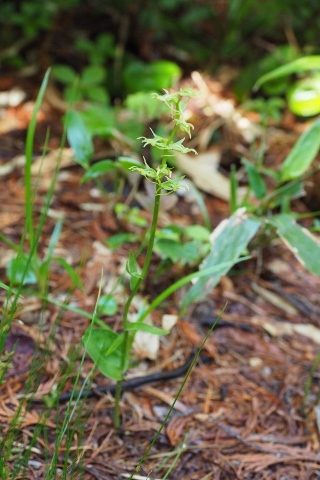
[{"x1": 0, "y1": 74, "x2": 320, "y2": 479}]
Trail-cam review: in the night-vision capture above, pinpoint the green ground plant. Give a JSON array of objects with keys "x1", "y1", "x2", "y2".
[
  {"x1": 81, "y1": 87, "x2": 206, "y2": 428},
  {"x1": 254, "y1": 55, "x2": 320, "y2": 117}
]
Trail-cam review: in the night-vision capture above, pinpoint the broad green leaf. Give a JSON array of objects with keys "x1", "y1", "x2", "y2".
[
  {"x1": 182, "y1": 209, "x2": 261, "y2": 310},
  {"x1": 53, "y1": 257, "x2": 84, "y2": 290},
  {"x1": 156, "y1": 225, "x2": 182, "y2": 242},
  {"x1": 6, "y1": 256, "x2": 37, "y2": 285},
  {"x1": 65, "y1": 110, "x2": 94, "y2": 167},
  {"x1": 81, "y1": 160, "x2": 118, "y2": 183},
  {"x1": 242, "y1": 159, "x2": 267, "y2": 199},
  {"x1": 117, "y1": 156, "x2": 142, "y2": 171},
  {"x1": 125, "y1": 92, "x2": 166, "y2": 119},
  {"x1": 184, "y1": 225, "x2": 211, "y2": 242},
  {"x1": 154, "y1": 239, "x2": 204, "y2": 265},
  {"x1": 123, "y1": 60, "x2": 181, "y2": 93},
  {"x1": 280, "y1": 118, "x2": 320, "y2": 181},
  {"x1": 80, "y1": 65, "x2": 107, "y2": 86},
  {"x1": 80, "y1": 105, "x2": 115, "y2": 136},
  {"x1": 268, "y1": 214, "x2": 320, "y2": 274},
  {"x1": 64, "y1": 85, "x2": 83, "y2": 103},
  {"x1": 105, "y1": 333, "x2": 125, "y2": 356},
  {"x1": 87, "y1": 85, "x2": 109, "y2": 103},
  {"x1": 83, "y1": 329, "x2": 127, "y2": 380},
  {"x1": 53, "y1": 64, "x2": 77, "y2": 84},
  {"x1": 287, "y1": 77, "x2": 320, "y2": 117},
  {"x1": 97, "y1": 294, "x2": 118, "y2": 316},
  {"x1": 125, "y1": 323, "x2": 169, "y2": 335},
  {"x1": 254, "y1": 56, "x2": 320, "y2": 90}
]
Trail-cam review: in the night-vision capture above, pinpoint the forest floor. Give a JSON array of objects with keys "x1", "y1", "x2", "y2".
[{"x1": 0, "y1": 71, "x2": 320, "y2": 479}]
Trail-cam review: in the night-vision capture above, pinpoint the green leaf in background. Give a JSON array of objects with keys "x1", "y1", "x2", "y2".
[
  {"x1": 242, "y1": 159, "x2": 267, "y2": 199},
  {"x1": 117, "y1": 156, "x2": 142, "y2": 171},
  {"x1": 287, "y1": 77, "x2": 320, "y2": 117},
  {"x1": 280, "y1": 118, "x2": 320, "y2": 181},
  {"x1": 272, "y1": 181, "x2": 303, "y2": 208},
  {"x1": 125, "y1": 92, "x2": 166, "y2": 120},
  {"x1": 106, "y1": 233, "x2": 140, "y2": 250},
  {"x1": 6, "y1": 255, "x2": 37, "y2": 285},
  {"x1": 80, "y1": 65, "x2": 107, "y2": 86},
  {"x1": 79, "y1": 105, "x2": 115, "y2": 137},
  {"x1": 65, "y1": 111, "x2": 94, "y2": 167},
  {"x1": 81, "y1": 160, "x2": 118, "y2": 183},
  {"x1": 83, "y1": 329, "x2": 127, "y2": 380},
  {"x1": 125, "y1": 323, "x2": 169, "y2": 335},
  {"x1": 185, "y1": 225, "x2": 211, "y2": 242},
  {"x1": 123, "y1": 60, "x2": 181, "y2": 93},
  {"x1": 268, "y1": 214, "x2": 320, "y2": 275},
  {"x1": 97, "y1": 294, "x2": 118, "y2": 316},
  {"x1": 254, "y1": 56, "x2": 320, "y2": 90},
  {"x1": 181, "y1": 209, "x2": 261, "y2": 311},
  {"x1": 154, "y1": 239, "x2": 205, "y2": 265},
  {"x1": 52, "y1": 64, "x2": 77, "y2": 84},
  {"x1": 86, "y1": 85, "x2": 109, "y2": 103}
]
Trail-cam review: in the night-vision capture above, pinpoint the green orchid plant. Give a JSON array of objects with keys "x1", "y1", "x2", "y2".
[{"x1": 83, "y1": 87, "x2": 199, "y2": 428}]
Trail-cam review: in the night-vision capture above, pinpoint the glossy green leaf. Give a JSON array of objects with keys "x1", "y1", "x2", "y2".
[
  {"x1": 280, "y1": 118, "x2": 320, "y2": 181},
  {"x1": 254, "y1": 56, "x2": 320, "y2": 90},
  {"x1": 83, "y1": 329, "x2": 127, "y2": 380},
  {"x1": 125, "y1": 323, "x2": 169, "y2": 335},
  {"x1": 182, "y1": 209, "x2": 261, "y2": 310},
  {"x1": 81, "y1": 160, "x2": 117, "y2": 183},
  {"x1": 97, "y1": 294, "x2": 118, "y2": 316},
  {"x1": 268, "y1": 214, "x2": 320, "y2": 274},
  {"x1": 242, "y1": 159, "x2": 267, "y2": 199},
  {"x1": 287, "y1": 77, "x2": 320, "y2": 117},
  {"x1": 65, "y1": 111, "x2": 94, "y2": 167}
]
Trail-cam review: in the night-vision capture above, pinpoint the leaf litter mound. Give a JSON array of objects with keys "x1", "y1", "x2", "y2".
[{"x1": 0, "y1": 73, "x2": 319, "y2": 479}]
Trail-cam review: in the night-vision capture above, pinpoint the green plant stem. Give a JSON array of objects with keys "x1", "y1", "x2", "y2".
[{"x1": 114, "y1": 186, "x2": 162, "y2": 428}]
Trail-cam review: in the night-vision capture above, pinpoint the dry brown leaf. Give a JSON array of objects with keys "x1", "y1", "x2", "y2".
[{"x1": 251, "y1": 282, "x2": 298, "y2": 315}]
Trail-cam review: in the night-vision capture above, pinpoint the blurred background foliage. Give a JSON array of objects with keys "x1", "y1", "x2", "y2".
[{"x1": 1, "y1": 0, "x2": 320, "y2": 112}]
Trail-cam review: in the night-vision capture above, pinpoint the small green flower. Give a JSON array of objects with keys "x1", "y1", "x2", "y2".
[
  {"x1": 152, "y1": 88, "x2": 199, "y2": 138},
  {"x1": 139, "y1": 129, "x2": 197, "y2": 154}
]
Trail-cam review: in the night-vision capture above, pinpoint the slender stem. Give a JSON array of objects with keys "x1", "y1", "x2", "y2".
[
  {"x1": 113, "y1": 186, "x2": 162, "y2": 428},
  {"x1": 113, "y1": 95, "x2": 189, "y2": 428}
]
